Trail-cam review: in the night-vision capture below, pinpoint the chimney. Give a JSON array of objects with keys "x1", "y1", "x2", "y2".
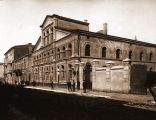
[
  {"x1": 84, "y1": 19, "x2": 88, "y2": 23},
  {"x1": 103, "y1": 23, "x2": 107, "y2": 35}
]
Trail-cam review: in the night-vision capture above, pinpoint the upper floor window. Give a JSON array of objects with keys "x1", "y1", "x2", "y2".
[
  {"x1": 102, "y1": 47, "x2": 106, "y2": 58},
  {"x1": 149, "y1": 52, "x2": 153, "y2": 61},
  {"x1": 116, "y1": 49, "x2": 121, "y2": 59},
  {"x1": 85, "y1": 44, "x2": 90, "y2": 56},
  {"x1": 140, "y1": 52, "x2": 143, "y2": 61},
  {"x1": 129, "y1": 51, "x2": 132, "y2": 59},
  {"x1": 68, "y1": 43, "x2": 72, "y2": 57},
  {"x1": 57, "y1": 48, "x2": 60, "y2": 59},
  {"x1": 62, "y1": 46, "x2": 66, "y2": 58}
]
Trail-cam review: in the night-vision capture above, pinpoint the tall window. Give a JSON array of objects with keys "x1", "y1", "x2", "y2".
[
  {"x1": 102, "y1": 47, "x2": 106, "y2": 58},
  {"x1": 57, "y1": 48, "x2": 60, "y2": 59},
  {"x1": 116, "y1": 49, "x2": 121, "y2": 59},
  {"x1": 129, "y1": 51, "x2": 132, "y2": 59},
  {"x1": 62, "y1": 46, "x2": 66, "y2": 58},
  {"x1": 85, "y1": 44, "x2": 90, "y2": 56},
  {"x1": 47, "y1": 30, "x2": 49, "y2": 45},
  {"x1": 68, "y1": 43, "x2": 72, "y2": 57},
  {"x1": 140, "y1": 52, "x2": 143, "y2": 61},
  {"x1": 149, "y1": 52, "x2": 153, "y2": 61}
]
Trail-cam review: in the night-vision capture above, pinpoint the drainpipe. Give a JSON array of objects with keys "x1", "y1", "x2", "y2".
[{"x1": 78, "y1": 34, "x2": 81, "y2": 62}]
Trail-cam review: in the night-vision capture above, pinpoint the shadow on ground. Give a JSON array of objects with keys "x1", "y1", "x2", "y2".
[{"x1": 0, "y1": 84, "x2": 156, "y2": 120}]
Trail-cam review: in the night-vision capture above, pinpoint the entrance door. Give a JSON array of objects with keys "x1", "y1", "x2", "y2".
[{"x1": 84, "y1": 62, "x2": 92, "y2": 89}]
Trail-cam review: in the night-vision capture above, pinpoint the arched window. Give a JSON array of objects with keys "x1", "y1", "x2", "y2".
[
  {"x1": 68, "y1": 43, "x2": 72, "y2": 57},
  {"x1": 57, "y1": 48, "x2": 60, "y2": 59},
  {"x1": 140, "y1": 52, "x2": 143, "y2": 61},
  {"x1": 102, "y1": 47, "x2": 106, "y2": 58},
  {"x1": 85, "y1": 44, "x2": 90, "y2": 56},
  {"x1": 47, "y1": 30, "x2": 49, "y2": 44},
  {"x1": 129, "y1": 51, "x2": 132, "y2": 59},
  {"x1": 116, "y1": 49, "x2": 121, "y2": 59},
  {"x1": 149, "y1": 52, "x2": 153, "y2": 61},
  {"x1": 62, "y1": 46, "x2": 66, "y2": 58}
]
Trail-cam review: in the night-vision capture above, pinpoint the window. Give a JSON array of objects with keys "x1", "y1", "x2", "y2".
[
  {"x1": 62, "y1": 46, "x2": 66, "y2": 58},
  {"x1": 129, "y1": 51, "x2": 132, "y2": 59},
  {"x1": 102, "y1": 47, "x2": 106, "y2": 58},
  {"x1": 85, "y1": 44, "x2": 90, "y2": 56},
  {"x1": 140, "y1": 52, "x2": 143, "y2": 61},
  {"x1": 149, "y1": 52, "x2": 153, "y2": 61},
  {"x1": 68, "y1": 43, "x2": 72, "y2": 57},
  {"x1": 57, "y1": 48, "x2": 60, "y2": 59},
  {"x1": 116, "y1": 49, "x2": 121, "y2": 59}
]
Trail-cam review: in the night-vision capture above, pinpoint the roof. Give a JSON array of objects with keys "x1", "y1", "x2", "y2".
[
  {"x1": 32, "y1": 36, "x2": 41, "y2": 52},
  {"x1": 73, "y1": 29, "x2": 156, "y2": 48},
  {"x1": 53, "y1": 27, "x2": 156, "y2": 47},
  {"x1": 4, "y1": 43, "x2": 34, "y2": 55},
  {"x1": 40, "y1": 14, "x2": 89, "y2": 28}
]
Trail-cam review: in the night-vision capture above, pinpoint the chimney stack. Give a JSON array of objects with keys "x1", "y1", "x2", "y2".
[
  {"x1": 103, "y1": 23, "x2": 107, "y2": 35},
  {"x1": 84, "y1": 19, "x2": 88, "y2": 23}
]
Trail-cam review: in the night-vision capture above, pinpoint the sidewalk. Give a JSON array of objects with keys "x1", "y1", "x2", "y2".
[{"x1": 25, "y1": 85, "x2": 155, "y2": 105}]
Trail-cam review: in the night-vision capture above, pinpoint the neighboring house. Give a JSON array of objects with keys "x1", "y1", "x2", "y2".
[
  {"x1": 0, "y1": 62, "x2": 4, "y2": 80},
  {"x1": 31, "y1": 14, "x2": 156, "y2": 91},
  {"x1": 12, "y1": 53, "x2": 33, "y2": 84},
  {"x1": 4, "y1": 43, "x2": 34, "y2": 84}
]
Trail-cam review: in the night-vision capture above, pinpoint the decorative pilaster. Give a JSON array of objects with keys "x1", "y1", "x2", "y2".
[
  {"x1": 79, "y1": 62, "x2": 85, "y2": 89},
  {"x1": 92, "y1": 59, "x2": 99, "y2": 90}
]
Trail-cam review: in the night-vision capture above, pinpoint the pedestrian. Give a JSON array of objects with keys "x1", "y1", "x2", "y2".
[
  {"x1": 72, "y1": 80, "x2": 75, "y2": 92},
  {"x1": 67, "y1": 81, "x2": 72, "y2": 91},
  {"x1": 69, "y1": 81, "x2": 72, "y2": 91},
  {"x1": 50, "y1": 81, "x2": 54, "y2": 89},
  {"x1": 77, "y1": 81, "x2": 80, "y2": 90},
  {"x1": 83, "y1": 81, "x2": 86, "y2": 93}
]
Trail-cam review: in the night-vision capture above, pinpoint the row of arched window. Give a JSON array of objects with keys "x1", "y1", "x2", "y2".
[
  {"x1": 42, "y1": 27, "x2": 53, "y2": 46},
  {"x1": 33, "y1": 43, "x2": 72, "y2": 66},
  {"x1": 85, "y1": 44, "x2": 154, "y2": 61}
]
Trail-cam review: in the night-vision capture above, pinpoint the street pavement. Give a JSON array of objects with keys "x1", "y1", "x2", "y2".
[{"x1": 25, "y1": 85, "x2": 156, "y2": 108}]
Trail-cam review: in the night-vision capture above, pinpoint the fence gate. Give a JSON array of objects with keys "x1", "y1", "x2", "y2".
[{"x1": 130, "y1": 64, "x2": 147, "y2": 94}]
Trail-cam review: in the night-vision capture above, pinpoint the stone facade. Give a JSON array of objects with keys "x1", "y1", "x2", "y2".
[
  {"x1": 31, "y1": 14, "x2": 156, "y2": 90},
  {"x1": 4, "y1": 14, "x2": 156, "y2": 93}
]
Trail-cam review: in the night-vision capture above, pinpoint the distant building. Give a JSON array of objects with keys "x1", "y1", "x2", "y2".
[
  {"x1": 4, "y1": 43, "x2": 34, "y2": 84},
  {"x1": 0, "y1": 62, "x2": 4, "y2": 79}
]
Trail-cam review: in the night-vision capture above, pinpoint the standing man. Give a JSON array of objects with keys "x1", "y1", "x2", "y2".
[
  {"x1": 50, "y1": 80, "x2": 54, "y2": 89},
  {"x1": 83, "y1": 81, "x2": 86, "y2": 93},
  {"x1": 72, "y1": 80, "x2": 75, "y2": 92},
  {"x1": 77, "y1": 81, "x2": 80, "y2": 90}
]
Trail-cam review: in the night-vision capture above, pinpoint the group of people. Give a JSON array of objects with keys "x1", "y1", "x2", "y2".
[
  {"x1": 67, "y1": 80, "x2": 76, "y2": 92},
  {"x1": 50, "y1": 80, "x2": 87, "y2": 93}
]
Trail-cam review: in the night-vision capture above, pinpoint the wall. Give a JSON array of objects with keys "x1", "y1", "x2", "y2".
[
  {"x1": 95, "y1": 64, "x2": 147, "y2": 94},
  {"x1": 79, "y1": 36, "x2": 156, "y2": 71},
  {"x1": 95, "y1": 65, "x2": 130, "y2": 93}
]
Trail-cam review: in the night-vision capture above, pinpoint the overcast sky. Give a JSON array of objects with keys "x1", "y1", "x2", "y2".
[{"x1": 0, "y1": 0, "x2": 156, "y2": 62}]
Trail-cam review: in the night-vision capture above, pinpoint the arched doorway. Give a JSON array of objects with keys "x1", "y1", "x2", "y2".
[{"x1": 83, "y1": 62, "x2": 92, "y2": 89}]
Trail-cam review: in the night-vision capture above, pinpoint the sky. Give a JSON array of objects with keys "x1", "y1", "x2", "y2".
[{"x1": 0, "y1": 0, "x2": 156, "y2": 62}]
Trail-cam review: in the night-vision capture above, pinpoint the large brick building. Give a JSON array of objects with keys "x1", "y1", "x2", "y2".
[{"x1": 31, "y1": 14, "x2": 156, "y2": 90}]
